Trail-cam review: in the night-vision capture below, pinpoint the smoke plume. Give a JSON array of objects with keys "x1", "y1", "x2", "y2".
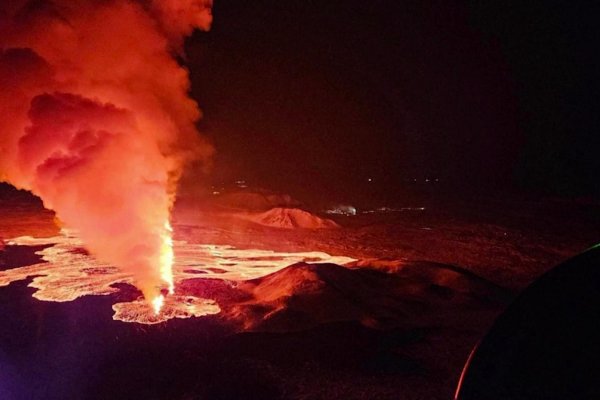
[{"x1": 0, "y1": 0, "x2": 213, "y2": 301}]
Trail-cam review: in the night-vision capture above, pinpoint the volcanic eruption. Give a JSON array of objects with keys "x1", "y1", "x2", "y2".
[{"x1": 0, "y1": 0, "x2": 214, "y2": 311}]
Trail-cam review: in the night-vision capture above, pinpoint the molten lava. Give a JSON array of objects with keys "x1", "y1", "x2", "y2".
[
  {"x1": 160, "y1": 221, "x2": 175, "y2": 295},
  {"x1": 152, "y1": 294, "x2": 165, "y2": 315},
  {"x1": 153, "y1": 220, "x2": 175, "y2": 314},
  {"x1": 0, "y1": 0, "x2": 214, "y2": 312},
  {"x1": 0, "y1": 230, "x2": 355, "y2": 324}
]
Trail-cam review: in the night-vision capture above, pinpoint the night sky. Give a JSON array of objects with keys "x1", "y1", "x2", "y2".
[{"x1": 186, "y1": 1, "x2": 598, "y2": 200}]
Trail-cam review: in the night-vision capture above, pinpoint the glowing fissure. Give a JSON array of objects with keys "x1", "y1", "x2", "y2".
[
  {"x1": 0, "y1": 1, "x2": 214, "y2": 309},
  {"x1": 0, "y1": 232, "x2": 356, "y2": 324}
]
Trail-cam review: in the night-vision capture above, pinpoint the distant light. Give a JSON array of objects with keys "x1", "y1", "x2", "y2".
[
  {"x1": 235, "y1": 179, "x2": 248, "y2": 188},
  {"x1": 368, "y1": 178, "x2": 372, "y2": 182},
  {"x1": 325, "y1": 205, "x2": 357, "y2": 216},
  {"x1": 212, "y1": 191, "x2": 220, "y2": 195}
]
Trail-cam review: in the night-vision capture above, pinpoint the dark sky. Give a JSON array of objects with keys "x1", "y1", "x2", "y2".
[{"x1": 186, "y1": 1, "x2": 598, "y2": 199}]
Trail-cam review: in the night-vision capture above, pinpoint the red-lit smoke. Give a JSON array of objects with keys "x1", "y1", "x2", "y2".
[{"x1": 0, "y1": 0, "x2": 213, "y2": 302}]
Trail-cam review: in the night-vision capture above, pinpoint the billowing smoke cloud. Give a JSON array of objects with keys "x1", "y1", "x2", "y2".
[{"x1": 0, "y1": 0, "x2": 213, "y2": 301}]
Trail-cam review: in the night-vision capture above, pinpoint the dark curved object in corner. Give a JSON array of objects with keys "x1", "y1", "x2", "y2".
[{"x1": 455, "y1": 244, "x2": 600, "y2": 400}]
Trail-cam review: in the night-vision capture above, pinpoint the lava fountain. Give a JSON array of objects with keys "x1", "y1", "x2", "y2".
[
  {"x1": 0, "y1": 1, "x2": 214, "y2": 311},
  {"x1": 0, "y1": 232, "x2": 356, "y2": 324},
  {"x1": 154, "y1": 220, "x2": 175, "y2": 314},
  {"x1": 161, "y1": 221, "x2": 176, "y2": 296}
]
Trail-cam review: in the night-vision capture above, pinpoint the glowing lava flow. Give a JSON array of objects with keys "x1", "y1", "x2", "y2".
[{"x1": 0, "y1": 230, "x2": 356, "y2": 324}]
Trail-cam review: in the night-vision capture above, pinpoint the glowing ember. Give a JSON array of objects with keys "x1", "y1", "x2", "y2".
[{"x1": 0, "y1": 230, "x2": 355, "y2": 324}]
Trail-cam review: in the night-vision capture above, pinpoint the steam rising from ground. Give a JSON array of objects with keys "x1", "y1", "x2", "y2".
[
  {"x1": 0, "y1": 1, "x2": 213, "y2": 301},
  {"x1": 0, "y1": 232, "x2": 355, "y2": 324}
]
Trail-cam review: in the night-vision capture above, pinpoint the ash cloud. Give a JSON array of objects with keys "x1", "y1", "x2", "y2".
[{"x1": 0, "y1": 0, "x2": 213, "y2": 300}]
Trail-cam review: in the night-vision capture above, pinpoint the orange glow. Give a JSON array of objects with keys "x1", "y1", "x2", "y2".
[
  {"x1": 0, "y1": 231, "x2": 355, "y2": 324},
  {"x1": 113, "y1": 295, "x2": 220, "y2": 325},
  {"x1": 152, "y1": 294, "x2": 165, "y2": 315},
  {"x1": 0, "y1": 0, "x2": 214, "y2": 310},
  {"x1": 160, "y1": 221, "x2": 175, "y2": 295}
]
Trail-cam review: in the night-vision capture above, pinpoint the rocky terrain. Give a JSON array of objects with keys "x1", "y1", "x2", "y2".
[{"x1": 1, "y1": 185, "x2": 599, "y2": 399}]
